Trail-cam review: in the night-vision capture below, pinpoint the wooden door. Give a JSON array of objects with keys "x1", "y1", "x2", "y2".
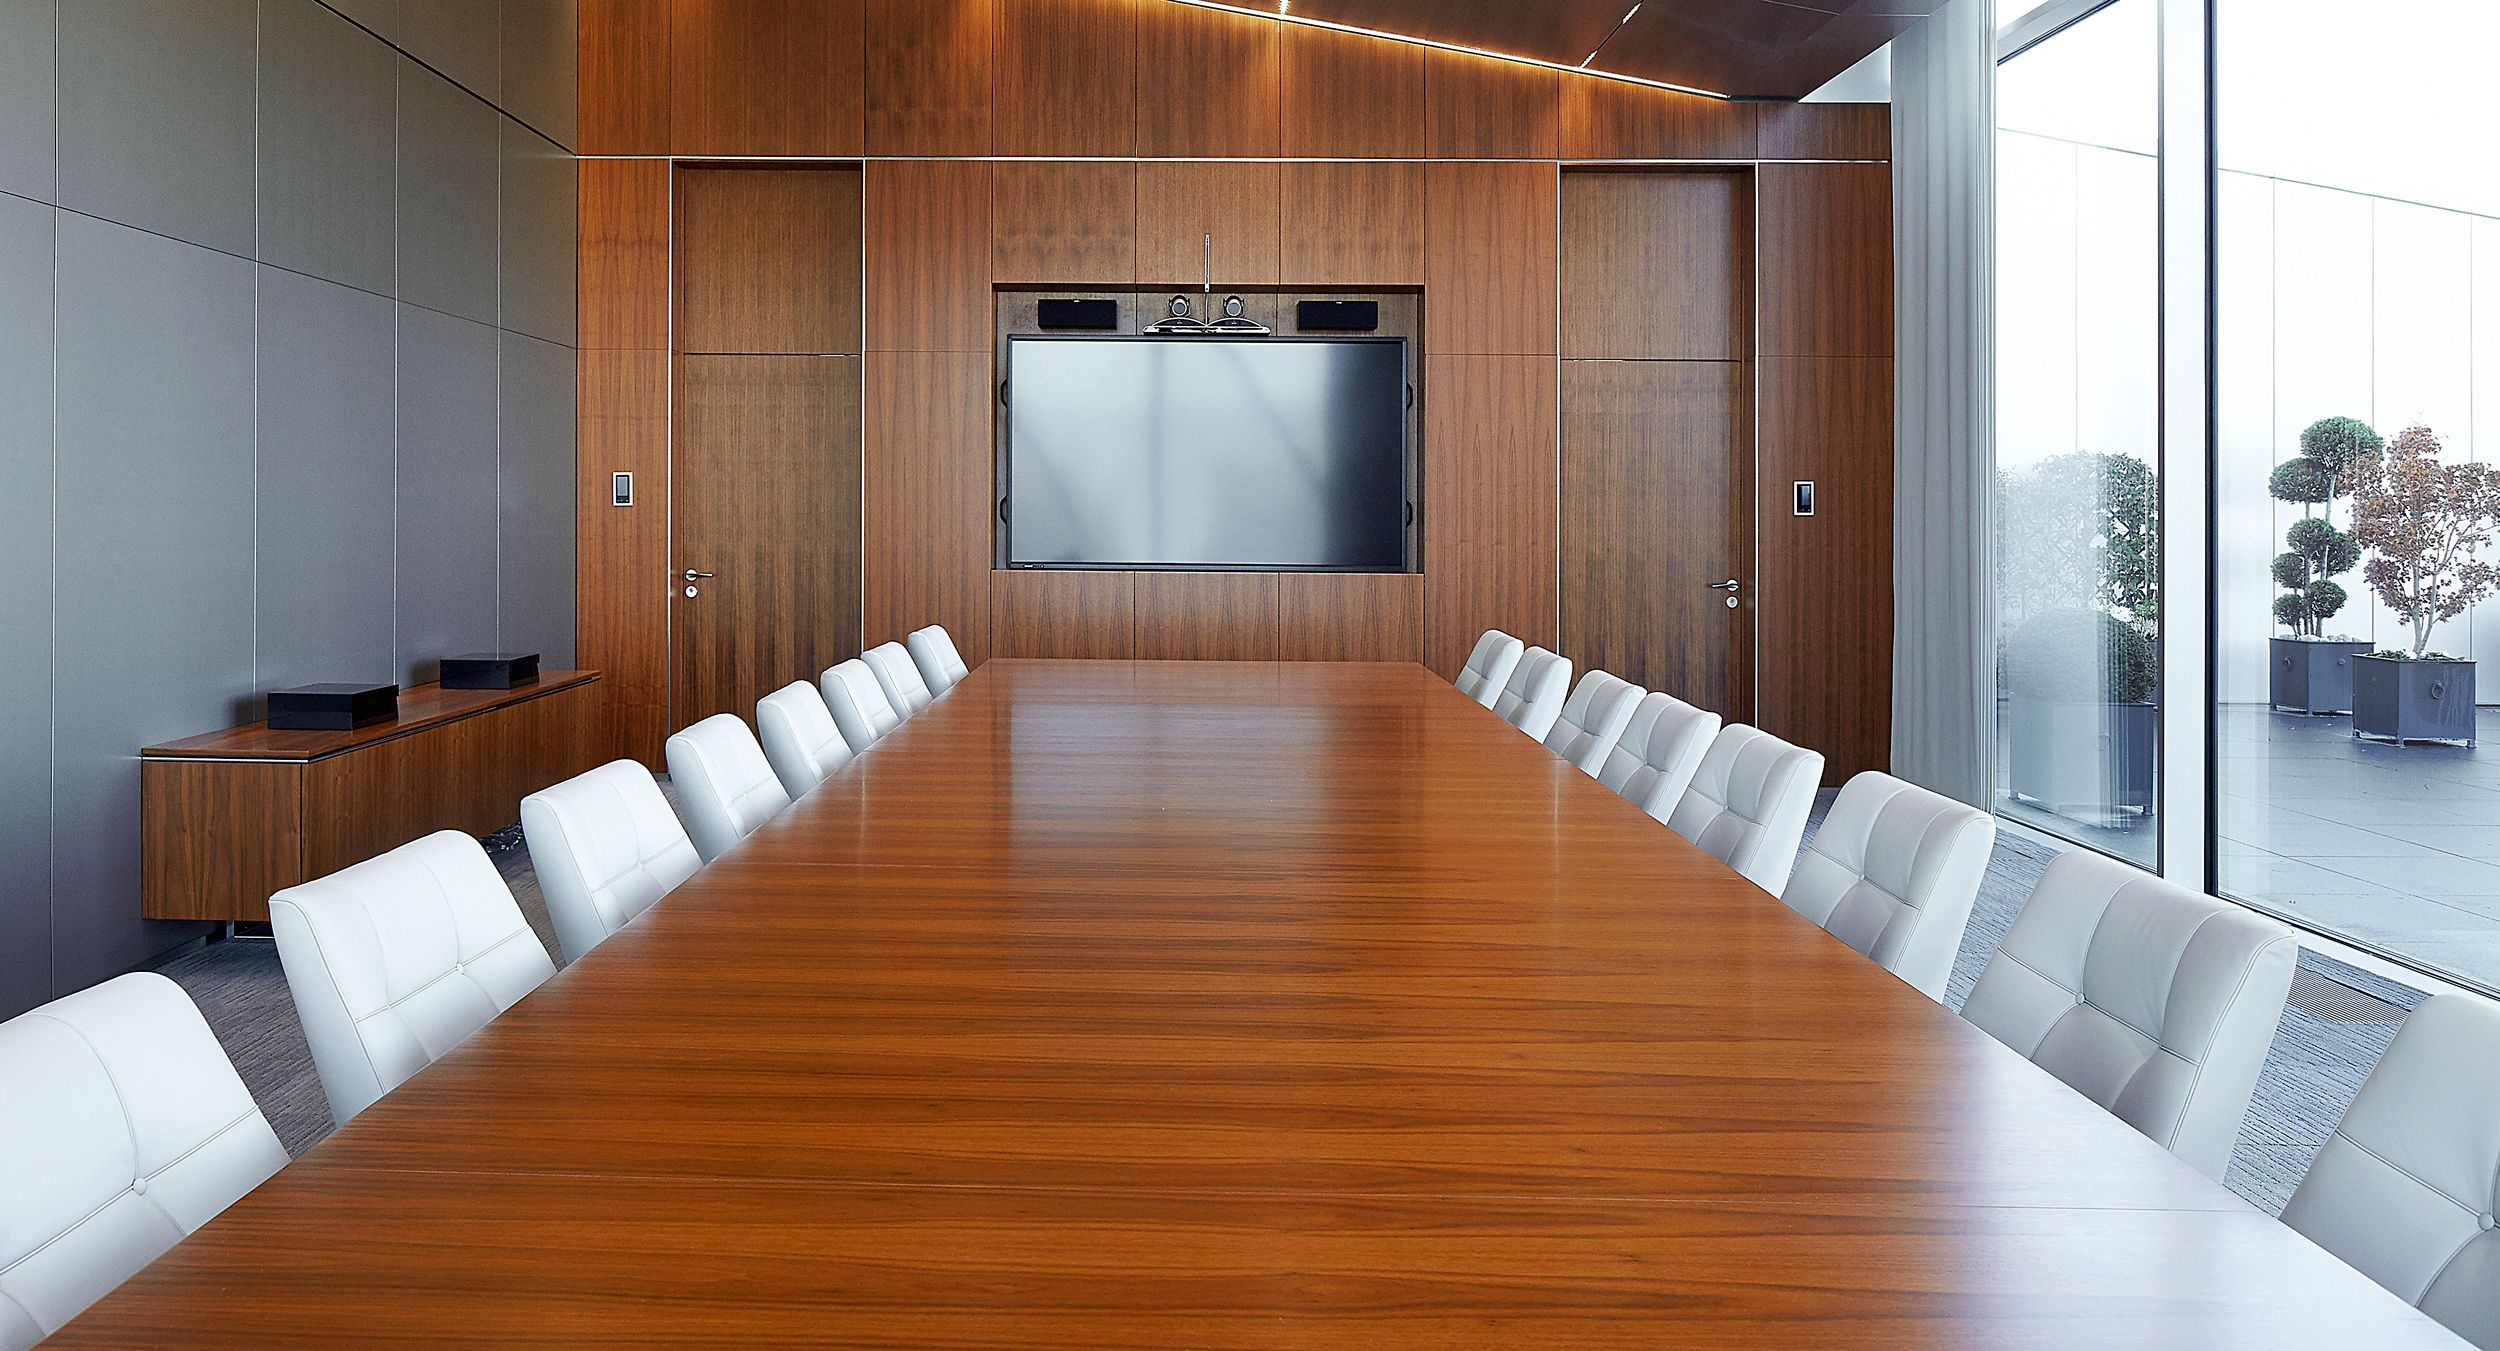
[
  {"x1": 1561, "y1": 361, "x2": 1753, "y2": 722},
  {"x1": 671, "y1": 356, "x2": 863, "y2": 729}
]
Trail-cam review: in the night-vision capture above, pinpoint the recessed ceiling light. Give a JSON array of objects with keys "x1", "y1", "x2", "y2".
[{"x1": 1163, "y1": 0, "x2": 1726, "y2": 99}]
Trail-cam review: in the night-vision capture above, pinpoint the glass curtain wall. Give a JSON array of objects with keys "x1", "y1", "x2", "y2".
[
  {"x1": 2212, "y1": 0, "x2": 2500, "y2": 990},
  {"x1": 1993, "y1": 0, "x2": 2161, "y2": 868}
]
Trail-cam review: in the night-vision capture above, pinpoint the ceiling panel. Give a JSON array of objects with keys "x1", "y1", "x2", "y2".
[{"x1": 1247, "y1": 0, "x2": 1936, "y2": 99}]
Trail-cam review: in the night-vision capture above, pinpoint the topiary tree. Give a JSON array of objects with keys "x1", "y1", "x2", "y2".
[
  {"x1": 1997, "y1": 451, "x2": 2160, "y2": 633},
  {"x1": 2350, "y1": 424, "x2": 2500, "y2": 658},
  {"x1": 2271, "y1": 415, "x2": 2380, "y2": 636}
]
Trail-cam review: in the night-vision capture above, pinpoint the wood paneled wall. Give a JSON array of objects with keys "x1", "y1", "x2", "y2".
[{"x1": 577, "y1": 0, "x2": 1894, "y2": 775}]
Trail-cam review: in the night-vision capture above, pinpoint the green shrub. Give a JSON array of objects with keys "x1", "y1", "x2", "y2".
[{"x1": 2004, "y1": 609, "x2": 2158, "y2": 705}]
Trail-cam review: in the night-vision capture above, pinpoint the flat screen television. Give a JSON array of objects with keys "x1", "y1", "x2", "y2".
[{"x1": 1002, "y1": 335, "x2": 1411, "y2": 570}]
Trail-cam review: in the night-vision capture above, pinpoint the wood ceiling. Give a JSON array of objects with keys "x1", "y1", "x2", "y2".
[{"x1": 1240, "y1": 0, "x2": 1937, "y2": 99}]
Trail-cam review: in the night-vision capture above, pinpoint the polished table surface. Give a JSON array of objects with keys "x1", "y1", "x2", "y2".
[{"x1": 53, "y1": 661, "x2": 2458, "y2": 1347}]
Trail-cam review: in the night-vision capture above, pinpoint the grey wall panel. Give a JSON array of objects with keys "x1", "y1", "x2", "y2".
[
  {"x1": 396, "y1": 303, "x2": 502, "y2": 686},
  {"x1": 0, "y1": 197, "x2": 55, "y2": 1018},
  {"x1": 397, "y1": 63, "x2": 500, "y2": 325},
  {"x1": 0, "y1": 0, "x2": 56, "y2": 204},
  {"x1": 500, "y1": 0, "x2": 579, "y2": 151},
  {"x1": 259, "y1": 0, "x2": 397, "y2": 295},
  {"x1": 258, "y1": 267, "x2": 398, "y2": 699},
  {"x1": 52, "y1": 214, "x2": 256, "y2": 990},
  {"x1": 320, "y1": 0, "x2": 399, "y2": 43},
  {"x1": 56, "y1": 0, "x2": 257, "y2": 256},
  {"x1": 497, "y1": 331, "x2": 578, "y2": 667},
  {"x1": 501, "y1": 118, "x2": 577, "y2": 346},
  {"x1": 398, "y1": 0, "x2": 500, "y2": 109}
]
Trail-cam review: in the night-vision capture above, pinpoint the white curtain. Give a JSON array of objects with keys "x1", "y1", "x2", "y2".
[{"x1": 1890, "y1": 0, "x2": 1997, "y2": 808}]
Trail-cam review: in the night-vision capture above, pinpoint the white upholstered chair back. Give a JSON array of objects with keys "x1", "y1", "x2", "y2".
[
  {"x1": 522, "y1": 759, "x2": 701, "y2": 964},
  {"x1": 665, "y1": 712, "x2": 793, "y2": 863},
  {"x1": 906, "y1": 624, "x2": 970, "y2": 694},
  {"x1": 863, "y1": 641, "x2": 935, "y2": 716},
  {"x1": 756, "y1": 680, "x2": 855, "y2": 800},
  {"x1": 1960, "y1": 849, "x2": 2298, "y2": 1181},
  {"x1": 2280, "y1": 994, "x2": 2500, "y2": 1350},
  {"x1": 1778, "y1": 771, "x2": 1996, "y2": 1001},
  {"x1": 1540, "y1": 669, "x2": 1645, "y2": 775},
  {"x1": 1492, "y1": 647, "x2": 1572, "y2": 740},
  {"x1": 270, "y1": 831, "x2": 557, "y2": 1126},
  {"x1": 821, "y1": 658, "x2": 902, "y2": 753},
  {"x1": 1454, "y1": 630, "x2": 1525, "y2": 708},
  {"x1": 1601, "y1": 692, "x2": 1721, "y2": 815},
  {"x1": 1663, "y1": 723, "x2": 1823, "y2": 893},
  {"x1": 0, "y1": 974, "x2": 289, "y2": 1351}
]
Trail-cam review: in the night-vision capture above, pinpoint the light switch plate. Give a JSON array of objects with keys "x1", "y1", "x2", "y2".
[
  {"x1": 1792, "y1": 480, "x2": 1815, "y2": 516},
  {"x1": 611, "y1": 471, "x2": 633, "y2": 507}
]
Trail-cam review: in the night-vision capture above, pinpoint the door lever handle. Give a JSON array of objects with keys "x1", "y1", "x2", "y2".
[
  {"x1": 683, "y1": 568, "x2": 715, "y2": 581},
  {"x1": 1707, "y1": 579, "x2": 1740, "y2": 592}
]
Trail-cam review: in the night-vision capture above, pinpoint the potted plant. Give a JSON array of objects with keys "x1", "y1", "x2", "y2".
[
  {"x1": 2348, "y1": 424, "x2": 2500, "y2": 746},
  {"x1": 2003, "y1": 608, "x2": 2158, "y2": 822},
  {"x1": 2269, "y1": 416, "x2": 2380, "y2": 714}
]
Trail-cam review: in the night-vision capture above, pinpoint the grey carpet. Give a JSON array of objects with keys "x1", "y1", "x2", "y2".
[{"x1": 151, "y1": 798, "x2": 2424, "y2": 1213}]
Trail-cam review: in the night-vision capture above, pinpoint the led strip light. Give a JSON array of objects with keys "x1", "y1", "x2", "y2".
[{"x1": 1164, "y1": 0, "x2": 1731, "y2": 101}]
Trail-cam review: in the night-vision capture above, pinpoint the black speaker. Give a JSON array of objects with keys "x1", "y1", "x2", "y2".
[
  {"x1": 267, "y1": 683, "x2": 399, "y2": 731},
  {"x1": 440, "y1": 652, "x2": 541, "y2": 689},
  {"x1": 1037, "y1": 298, "x2": 1119, "y2": 330},
  {"x1": 1296, "y1": 299, "x2": 1379, "y2": 332}
]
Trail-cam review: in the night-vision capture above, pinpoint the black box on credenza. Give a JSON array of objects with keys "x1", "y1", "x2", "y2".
[
  {"x1": 266, "y1": 683, "x2": 399, "y2": 731},
  {"x1": 440, "y1": 652, "x2": 541, "y2": 690}
]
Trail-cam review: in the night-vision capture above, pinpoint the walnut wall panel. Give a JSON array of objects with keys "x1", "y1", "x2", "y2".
[
  {"x1": 669, "y1": 0, "x2": 864, "y2": 157},
  {"x1": 1281, "y1": 20, "x2": 1426, "y2": 160},
  {"x1": 1758, "y1": 103, "x2": 1891, "y2": 162},
  {"x1": 992, "y1": 570, "x2": 1136, "y2": 660},
  {"x1": 995, "y1": 0, "x2": 1140, "y2": 157},
  {"x1": 1136, "y1": 573, "x2": 1279, "y2": 662},
  {"x1": 580, "y1": 0, "x2": 674, "y2": 154},
  {"x1": 1424, "y1": 162, "x2": 1558, "y2": 358},
  {"x1": 1138, "y1": 1, "x2": 1281, "y2": 158},
  {"x1": 1282, "y1": 162, "x2": 1423, "y2": 288},
  {"x1": 866, "y1": 0, "x2": 994, "y2": 156},
  {"x1": 1425, "y1": 48, "x2": 1559, "y2": 160},
  {"x1": 867, "y1": 160, "x2": 993, "y2": 354},
  {"x1": 866, "y1": 352, "x2": 994, "y2": 669},
  {"x1": 675, "y1": 167, "x2": 865, "y2": 355},
  {"x1": 579, "y1": 158, "x2": 672, "y2": 350},
  {"x1": 575, "y1": 351, "x2": 672, "y2": 768},
  {"x1": 1559, "y1": 80, "x2": 1759, "y2": 162},
  {"x1": 1424, "y1": 355, "x2": 1558, "y2": 679},
  {"x1": 1279, "y1": 573, "x2": 1424, "y2": 664},
  {"x1": 1561, "y1": 169, "x2": 1751, "y2": 362},
  {"x1": 1758, "y1": 356, "x2": 1892, "y2": 782},
  {"x1": 992, "y1": 162, "x2": 1137, "y2": 286},
  {"x1": 1138, "y1": 162, "x2": 1281, "y2": 289},
  {"x1": 1561, "y1": 360, "x2": 1753, "y2": 722},
  {"x1": 1759, "y1": 162, "x2": 1893, "y2": 359}
]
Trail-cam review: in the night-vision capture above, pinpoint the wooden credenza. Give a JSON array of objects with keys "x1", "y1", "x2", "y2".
[{"x1": 140, "y1": 672, "x2": 603, "y2": 922}]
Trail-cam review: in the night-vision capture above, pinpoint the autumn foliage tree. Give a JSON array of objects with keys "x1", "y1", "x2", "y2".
[{"x1": 2349, "y1": 424, "x2": 2500, "y2": 658}]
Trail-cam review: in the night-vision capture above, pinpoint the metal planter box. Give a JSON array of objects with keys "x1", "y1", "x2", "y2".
[
  {"x1": 2269, "y1": 637, "x2": 2372, "y2": 716},
  {"x1": 2352, "y1": 656, "x2": 2477, "y2": 747}
]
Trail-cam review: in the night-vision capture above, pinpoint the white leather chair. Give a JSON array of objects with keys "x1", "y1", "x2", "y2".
[
  {"x1": 1960, "y1": 850, "x2": 2298, "y2": 1181},
  {"x1": 522, "y1": 759, "x2": 701, "y2": 965},
  {"x1": 1493, "y1": 647, "x2": 1572, "y2": 740},
  {"x1": 665, "y1": 713, "x2": 793, "y2": 863},
  {"x1": 1663, "y1": 724, "x2": 1823, "y2": 894},
  {"x1": 907, "y1": 624, "x2": 970, "y2": 695},
  {"x1": 270, "y1": 831, "x2": 557, "y2": 1127},
  {"x1": 821, "y1": 658, "x2": 903, "y2": 753},
  {"x1": 1541, "y1": 669, "x2": 1644, "y2": 775},
  {"x1": 0, "y1": 974, "x2": 289, "y2": 1351},
  {"x1": 1778, "y1": 772, "x2": 1996, "y2": 1002},
  {"x1": 863, "y1": 640, "x2": 936, "y2": 717},
  {"x1": 1599, "y1": 691, "x2": 1721, "y2": 814},
  {"x1": 2281, "y1": 994, "x2": 2500, "y2": 1350},
  {"x1": 1454, "y1": 629, "x2": 1525, "y2": 709},
  {"x1": 756, "y1": 681, "x2": 856, "y2": 800}
]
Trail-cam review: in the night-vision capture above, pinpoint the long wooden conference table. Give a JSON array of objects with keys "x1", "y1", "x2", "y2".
[{"x1": 55, "y1": 661, "x2": 2457, "y2": 1346}]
